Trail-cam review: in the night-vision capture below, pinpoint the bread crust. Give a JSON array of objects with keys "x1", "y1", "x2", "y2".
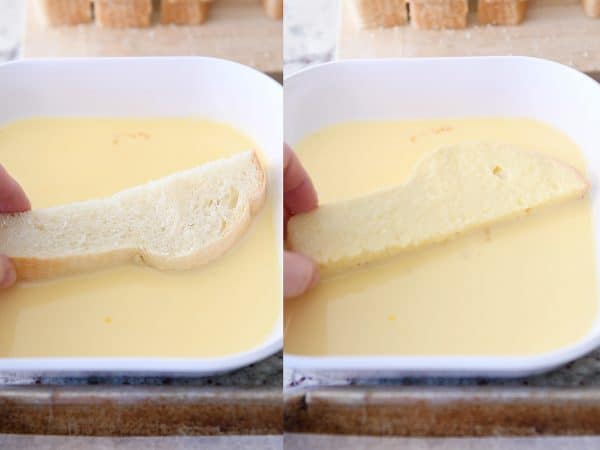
[
  {"x1": 477, "y1": 0, "x2": 528, "y2": 25},
  {"x1": 160, "y1": 0, "x2": 213, "y2": 25},
  {"x1": 262, "y1": 0, "x2": 283, "y2": 20},
  {"x1": 36, "y1": 0, "x2": 92, "y2": 26},
  {"x1": 7, "y1": 151, "x2": 266, "y2": 281},
  {"x1": 94, "y1": 0, "x2": 153, "y2": 28},
  {"x1": 409, "y1": 0, "x2": 468, "y2": 30},
  {"x1": 349, "y1": 0, "x2": 407, "y2": 28}
]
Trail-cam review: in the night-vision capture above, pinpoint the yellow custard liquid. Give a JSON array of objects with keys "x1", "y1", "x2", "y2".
[
  {"x1": 0, "y1": 118, "x2": 280, "y2": 358},
  {"x1": 285, "y1": 118, "x2": 597, "y2": 356}
]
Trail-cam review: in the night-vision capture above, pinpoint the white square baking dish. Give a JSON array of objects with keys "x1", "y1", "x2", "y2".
[
  {"x1": 0, "y1": 57, "x2": 282, "y2": 375},
  {"x1": 284, "y1": 56, "x2": 600, "y2": 378}
]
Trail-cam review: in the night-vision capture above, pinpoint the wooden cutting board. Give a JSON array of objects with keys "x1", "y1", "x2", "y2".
[
  {"x1": 23, "y1": 0, "x2": 282, "y2": 74},
  {"x1": 337, "y1": 0, "x2": 600, "y2": 76}
]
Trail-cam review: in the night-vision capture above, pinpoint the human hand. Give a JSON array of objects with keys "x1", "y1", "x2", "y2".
[
  {"x1": 0, "y1": 165, "x2": 30, "y2": 288},
  {"x1": 284, "y1": 145, "x2": 319, "y2": 298}
]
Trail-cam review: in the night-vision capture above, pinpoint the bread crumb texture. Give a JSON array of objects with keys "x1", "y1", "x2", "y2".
[{"x1": 288, "y1": 142, "x2": 588, "y2": 274}]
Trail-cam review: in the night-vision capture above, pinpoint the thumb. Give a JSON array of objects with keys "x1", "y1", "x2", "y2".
[
  {"x1": 284, "y1": 251, "x2": 319, "y2": 299},
  {"x1": 0, "y1": 255, "x2": 16, "y2": 289},
  {"x1": 0, "y1": 165, "x2": 30, "y2": 213}
]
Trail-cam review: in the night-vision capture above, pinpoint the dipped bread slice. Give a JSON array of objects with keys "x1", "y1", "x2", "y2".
[
  {"x1": 288, "y1": 142, "x2": 588, "y2": 274},
  {"x1": 0, "y1": 151, "x2": 266, "y2": 281}
]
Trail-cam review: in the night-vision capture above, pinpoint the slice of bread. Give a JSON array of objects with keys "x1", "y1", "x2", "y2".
[
  {"x1": 36, "y1": 0, "x2": 93, "y2": 26},
  {"x1": 262, "y1": 0, "x2": 283, "y2": 20},
  {"x1": 477, "y1": 0, "x2": 528, "y2": 25},
  {"x1": 408, "y1": 0, "x2": 468, "y2": 29},
  {"x1": 0, "y1": 151, "x2": 266, "y2": 281},
  {"x1": 348, "y1": 0, "x2": 408, "y2": 29},
  {"x1": 93, "y1": 0, "x2": 153, "y2": 28},
  {"x1": 583, "y1": 0, "x2": 600, "y2": 17},
  {"x1": 160, "y1": 0, "x2": 213, "y2": 25},
  {"x1": 288, "y1": 142, "x2": 588, "y2": 274}
]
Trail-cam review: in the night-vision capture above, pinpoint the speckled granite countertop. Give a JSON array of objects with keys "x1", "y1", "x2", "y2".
[
  {"x1": 0, "y1": 435, "x2": 283, "y2": 450},
  {"x1": 0, "y1": 0, "x2": 23, "y2": 62},
  {"x1": 284, "y1": 0, "x2": 337, "y2": 77},
  {"x1": 285, "y1": 349, "x2": 600, "y2": 389}
]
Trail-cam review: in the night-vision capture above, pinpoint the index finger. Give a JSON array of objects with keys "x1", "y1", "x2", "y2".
[
  {"x1": 284, "y1": 144, "x2": 318, "y2": 215},
  {"x1": 0, "y1": 165, "x2": 30, "y2": 213}
]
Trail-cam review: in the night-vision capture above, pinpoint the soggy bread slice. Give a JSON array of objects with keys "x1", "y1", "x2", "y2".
[
  {"x1": 93, "y1": 0, "x2": 153, "y2": 28},
  {"x1": 409, "y1": 0, "x2": 468, "y2": 29},
  {"x1": 0, "y1": 151, "x2": 266, "y2": 281},
  {"x1": 477, "y1": 0, "x2": 528, "y2": 25},
  {"x1": 583, "y1": 0, "x2": 600, "y2": 17},
  {"x1": 262, "y1": 0, "x2": 283, "y2": 20},
  {"x1": 35, "y1": 0, "x2": 93, "y2": 26},
  {"x1": 160, "y1": 0, "x2": 213, "y2": 25},
  {"x1": 349, "y1": 0, "x2": 408, "y2": 28},
  {"x1": 288, "y1": 143, "x2": 588, "y2": 274}
]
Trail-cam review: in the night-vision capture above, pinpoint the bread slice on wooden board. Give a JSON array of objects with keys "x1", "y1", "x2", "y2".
[
  {"x1": 0, "y1": 151, "x2": 266, "y2": 281},
  {"x1": 288, "y1": 142, "x2": 588, "y2": 274},
  {"x1": 348, "y1": 0, "x2": 408, "y2": 28},
  {"x1": 582, "y1": 0, "x2": 600, "y2": 17},
  {"x1": 262, "y1": 0, "x2": 283, "y2": 20},
  {"x1": 93, "y1": 0, "x2": 153, "y2": 28},
  {"x1": 35, "y1": 0, "x2": 92, "y2": 26},
  {"x1": 477, "y1": 0, "x2": 528, "y2": 25},
  {"x1": 160, "y1": 0, "x2": 213, "y2": 25},
  {"x1": 408, "y1": 0, "x2": 468, "y2": 29}
]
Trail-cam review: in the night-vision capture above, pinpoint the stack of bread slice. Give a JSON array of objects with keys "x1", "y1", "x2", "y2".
[
  {"x1": 36, "y1": 0, "x2": 282, "y2": 28},
  {"x1": 36, "y1": 0, "x2": 94, "y2": 26},
  {"x1": 349, "y1": 0, "x2": 533, "y2": 29},
  {"x1": 583, "y1": 0, "x2": 600, "y2": 17},
  {"x1": 94, "y1": 0, "x2": 153, "y2": 28},
  {"x1": 477, "y1": 0, "x2": 527, "y2": 25},
  {"x1": 160, "y1": 0, "x2": 214, "y2": 25},
  {"x1": 349, "y1": 0, "x2": 408, "y2": 28},
  {"x1": 409, "y1": 0, "x2": 468, "y2": 29},
  {"x1": 262, "y1": 0, "x2": 283, "y2": 19}
]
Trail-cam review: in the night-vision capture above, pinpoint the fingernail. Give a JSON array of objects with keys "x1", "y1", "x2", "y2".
[{"x1": 308, "y1": 267, "x2": 320, "y2": 290}]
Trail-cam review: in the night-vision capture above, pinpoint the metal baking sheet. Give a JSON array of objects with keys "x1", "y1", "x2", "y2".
[
  {"x1": 0, "y1": 385, "x2": 282, "y2": 436},
  {"x1": 285, "y1": 387, "x2": 600, "y2": 436}
]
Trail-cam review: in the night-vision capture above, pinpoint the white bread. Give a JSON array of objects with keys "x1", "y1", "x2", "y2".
[
  {"x1": 477, "y1": 0, "x2": 528, "y2": 25},
  {"x1": 408, "y1": 0, "x2": 468, "y2": 30},
  {"x1": 348, "y1": 0, "x2": 408, "y2": 29},
  {"x1": 35, "y1": 0, "x2": 93, "y2": 26},
  {"x1": 160, "y1": 0, "x2": 214, "y2": 25},
  {"x1": 582, "y1": 0, "x2": 600, "y2": 17},
  {"x1": 93, "y1": 0, "x2": 153, "y2": 28},
  {"x1": 262, "y1": 0, "x2": 283, "y2": 20},
  {"x1": 0, "y1": 151, "x2": 266, "y2": 281},
  {"x1": 288, "y1": 142, "x2": 588, "y2": 274}
]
